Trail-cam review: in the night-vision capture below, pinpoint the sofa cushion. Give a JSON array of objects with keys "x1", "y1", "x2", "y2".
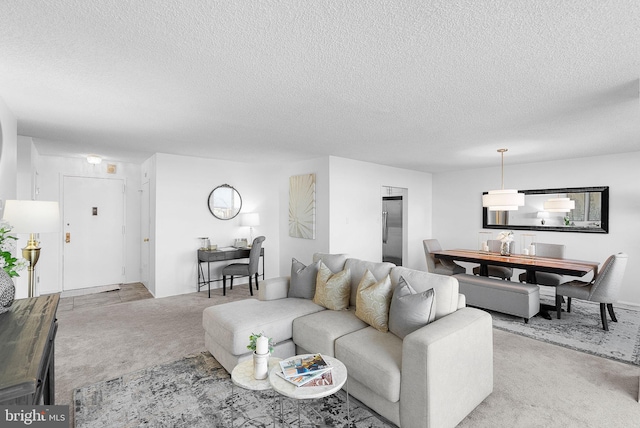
[
  {"x1": 292, "y1": 309, "x2": 368, "y2": 357},
  {"x1": 345, "y1": 259, "x2": 396, "y2": 307},
  {"x1": 313, "y1": 263, "x2": 351, "y2": 310},
  {"x1": 313, "y1": 253, "x2": 348, "y2": 274},
  {"x1": 355, "y1": 270, "x2": 393, "y2": 332},
  {"x1": 288, "y1": 258, "x2": 321, "y2": 299},
  {"x1": 390, "y1": 267, "x2": 459, "y2": 320},
  {"x1": 202, "y1": 298, "x2": 324, "y2": 356},
  {"x1": 335, "y1": 327, "x2": 403, "y2": 403},
  {"x1": 388, "y1": 276, "x2": 435, "y2": 339}
]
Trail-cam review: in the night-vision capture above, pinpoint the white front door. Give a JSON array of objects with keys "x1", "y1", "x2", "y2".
[{"x1": 63, "y1": 176, "x2": 125, "y2": 291}]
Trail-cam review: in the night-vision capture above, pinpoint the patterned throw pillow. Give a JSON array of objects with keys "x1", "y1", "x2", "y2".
[
  {"x1": 388, "y1": 276, "x2": 435, "y2": 339},
  {"x1": 313, "y1": 262, "x2": 351, "y2": 310},
  {"x1": 288, "y1": 258, "x2": 321, "y2": 299},
  {"x1": 355, "y1": 270, "x2": 393, "y2": 332}
]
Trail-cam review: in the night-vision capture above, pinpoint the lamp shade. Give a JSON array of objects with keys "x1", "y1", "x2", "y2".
[
  {"x1": 2, "y1": 200, "x2": 60, "y2": 233},
  {"x1": 482, "y1": 189, "x2": 525, "y2": 211},
  {"x1": 240, "y1": 212, "x2": 260, "y2": 227},
  {"x1": 543, "y1": 198, "x2": 575, "y2": 213}
]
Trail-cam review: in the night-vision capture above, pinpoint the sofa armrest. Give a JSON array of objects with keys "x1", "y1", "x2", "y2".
[
  {"x1": 457, "y1": 293, "x2": 466, "y2": 309},
  {"x1": 258, "y1": 276, "x2": 291, "y2": 301},
  {"x1": 400, "y1": 307, "x2": 493, "y2": 428}
]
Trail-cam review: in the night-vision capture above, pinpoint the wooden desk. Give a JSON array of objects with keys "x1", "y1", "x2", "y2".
[
  {"x1": 0, "y1": 294, "x2": 59, "y2": 405},
  {"x1": 197, "y1": 248, "x2": 265, "y2": 298}
]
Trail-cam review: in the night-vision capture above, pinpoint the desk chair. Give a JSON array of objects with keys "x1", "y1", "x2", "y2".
[
  {"x1": 472, "y1": 240, "x2": 514, "y2": 280},
  {"x1": 423, "y1": 239, "x2": 466, "y2": 275},
  {"x1": 555, "y1": 253, "x2": 628, "y2": 330},
  {"x1": 222, "y1": 236, "x2": 265, "y2": 296}
]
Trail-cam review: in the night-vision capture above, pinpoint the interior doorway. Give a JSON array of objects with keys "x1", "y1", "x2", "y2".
[
  {"x1": 381, "y1": 186, "x2": 408, "y2": 266},
  {"x1": 62, "y1": 176, "x2": 125, "y2": 291}
]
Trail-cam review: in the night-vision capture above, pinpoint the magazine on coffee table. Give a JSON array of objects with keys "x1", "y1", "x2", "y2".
[
  {"x1": 275, "y1": 367, "x2": 332, "y2": 387},
  {"x1": 279, "y1": 354, "x2": 331, "y2": 379}
]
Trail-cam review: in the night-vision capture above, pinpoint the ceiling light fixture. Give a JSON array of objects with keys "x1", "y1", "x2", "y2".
[
  {"x1": 482, "y1": 148, "x2": 525, "y2": 211},
  {"x1": 87, "y1": 155, "x2": 102, "y2": 165},
  {"x1": 543, "y1": 197, "x2": 575, "y2": 213}
]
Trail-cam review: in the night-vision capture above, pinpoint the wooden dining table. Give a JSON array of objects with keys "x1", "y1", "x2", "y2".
[{"x1": 432, "y1": 249, "x2": 600, "y2": 318}]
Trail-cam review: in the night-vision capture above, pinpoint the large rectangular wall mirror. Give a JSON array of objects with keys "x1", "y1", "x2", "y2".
[{"x1": 482, "y1": 186, "x2": 609, "y2": 233}]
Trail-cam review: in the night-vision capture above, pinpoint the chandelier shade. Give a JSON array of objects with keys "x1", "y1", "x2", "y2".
[
  {"x1": 543, "y1": 197, "x2": 575, "y2": 212},
  {"x1": 482, "y1": 149, "x2": 525, "y2": 211}
]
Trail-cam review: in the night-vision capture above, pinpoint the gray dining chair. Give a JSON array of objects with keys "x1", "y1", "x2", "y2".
[
  {"x1": 222, "y1": 236, "x2": 265, "y2": 296},
  {"x1": 555, "y1": 253, "x2": 628, "y2": 331},
  {"x1": 472, "y1": 240, "x2": 513, "y2": 280},
  {"x1": 423, "y1": 239, "x2": 466, "y2": 275},
  {"x1": 518, "y1": 243, "x2": 567, "y2": 286}
]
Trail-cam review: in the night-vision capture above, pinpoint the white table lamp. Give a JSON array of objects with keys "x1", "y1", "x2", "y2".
[
  {"x1": 240, "y1": 213, "x2": 260, "y2": 244},
  {"x1": 2, "y1": 200, "x2": 60, "y2": 297}
]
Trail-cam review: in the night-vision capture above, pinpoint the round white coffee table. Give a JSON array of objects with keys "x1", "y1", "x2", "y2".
[
  {"x1": 268, "y1": 354, "x2": 349, "y2": 426},
  {"x1": 230, "y1": 357, "x2": 282, "y2": 426}
]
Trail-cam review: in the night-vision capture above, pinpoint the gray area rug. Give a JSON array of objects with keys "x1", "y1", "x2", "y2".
[
  {"x1": 74, "y1": 352, "x2": 392, "y2": 428},
  {"x1": 491, "y1": 296, "x2": 640, "y2": 366}
]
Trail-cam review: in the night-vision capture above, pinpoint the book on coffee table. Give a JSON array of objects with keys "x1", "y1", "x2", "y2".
[
  {"x1": 279, "y1": 354, "x2": 331, "y2": 379},
  {"x1": 275, "y1": 367, "x2": 332, "y2": 387}
]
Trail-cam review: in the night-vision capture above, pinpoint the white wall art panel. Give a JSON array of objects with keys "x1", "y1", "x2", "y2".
[{"x1": 289, "y1": 174, "x2": 316, "y2": 239}]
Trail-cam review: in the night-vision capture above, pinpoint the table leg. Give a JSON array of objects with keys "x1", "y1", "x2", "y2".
[{"x1": 525, "y1": 270, "x2": 554, "y2": 320}]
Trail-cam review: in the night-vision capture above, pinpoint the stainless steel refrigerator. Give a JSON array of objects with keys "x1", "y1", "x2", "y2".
[{"x1": 382, "y1": 196, "x2": 403, "y2": 266}]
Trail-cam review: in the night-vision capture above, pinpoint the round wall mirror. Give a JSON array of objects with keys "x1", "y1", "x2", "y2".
[{"x1": 208, "y1": 184, "x2": 242, "y2": 220}]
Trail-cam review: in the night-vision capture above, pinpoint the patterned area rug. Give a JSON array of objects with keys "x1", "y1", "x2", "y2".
[
  {"x1": 74, "y1": 352, "x2": 392, "y2": 427},
  {"x1": 490, "y1": 296, "x2": 640, "y2": 366}
]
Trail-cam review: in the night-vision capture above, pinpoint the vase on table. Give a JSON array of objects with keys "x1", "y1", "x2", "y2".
[
  {"x1": 500, "y1": 241, "x2": 510, "y2": 256},
  {"x1": 0, "y1": 269, "x2": 16, "y2": 315}
]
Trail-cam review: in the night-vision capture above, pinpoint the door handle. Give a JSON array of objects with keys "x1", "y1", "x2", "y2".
[{"x1": 65, "y1": 232, "x2": 71, "y2": 243}]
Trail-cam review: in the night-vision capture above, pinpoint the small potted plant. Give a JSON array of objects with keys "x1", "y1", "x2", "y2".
[
  {"x1": 496, "y1": 231, "x2": 514, "y2": 256},
  {"x1": 247, "y1": 332, "x2": 275, "y2": 380}
]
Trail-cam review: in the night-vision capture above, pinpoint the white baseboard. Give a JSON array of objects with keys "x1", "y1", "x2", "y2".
[{"x1": 60, "y1": 283, "x2": 121, "y2": 298}]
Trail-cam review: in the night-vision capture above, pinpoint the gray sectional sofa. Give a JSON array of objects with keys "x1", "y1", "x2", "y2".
[{"x1": 202, "y1": 253, "x2": 493, "y2": 427}]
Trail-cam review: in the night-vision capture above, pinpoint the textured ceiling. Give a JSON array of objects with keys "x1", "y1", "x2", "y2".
[{"x1": 0, "y1": 1, "x2": 639, "y2": 172}]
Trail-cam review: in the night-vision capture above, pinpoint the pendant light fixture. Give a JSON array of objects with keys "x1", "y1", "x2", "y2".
[
  {"x1": 543, "y1": 197, "x2": 575, "y2": 212},
  {"x1": 482, "y1": 149, "x2": 525, "y2": 211}
]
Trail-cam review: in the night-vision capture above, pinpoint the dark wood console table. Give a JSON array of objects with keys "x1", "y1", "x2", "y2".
[
  {"x1": 197, "y1": 248, "x2": 265, "y2": 298},
  {"x1": 0, "y1": 294, "x2": 60, "y2": 405}
]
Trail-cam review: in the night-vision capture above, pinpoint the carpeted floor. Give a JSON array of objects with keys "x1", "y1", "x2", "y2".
[
  {"x1": 73, "y1": 352, "x2": 392, "y2": 428},
  {"x1": 56, "y1": 284, "x2": 640, "y2": 427},
  {"x1": 490, "y1": 296, "x2": 640, "y2": 366}
]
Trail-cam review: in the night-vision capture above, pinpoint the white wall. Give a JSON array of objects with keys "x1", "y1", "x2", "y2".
[
  {"x1": 0, "y1": 95, "x2": 17, "y2": 206},
  {"x1": 152, "y1": 153, "x2": 280, "y2": 298},
  {"x1": 35, "y1": 154, "x2": 142, "y2": 295},
  {"x1": 328, "y1": 156, "x2": 433, "y2": 270},
  {"x1": 433, "y1": 151, "x2": 640, "y2": 306}
]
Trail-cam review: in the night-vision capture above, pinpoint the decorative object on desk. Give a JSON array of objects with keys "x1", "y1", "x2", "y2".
[
  {"x1": 0, "y1": 220, "x2": 29, "y2": 278},
  {"x1": 482, "y1": 149, "x2": 524, "y2": 211},
  {"x1": 199, "y1": 237, "x2": 210, "y2": 250},
  {"x1": 496, "y1": 231, "x2": 514, "y2": 256},
  {"x1": 240, "y1": 213, "x2": 260, "y2": 244},
  {"x1": 2, "y1": 200, "x2": 60, "y2": 298},
  {"x1": 208, "y1": 184, "x2": 242, "y2": 220},
  {"x1": 234, "y1": 238, "x2": 248, "y2": 248},
  {"x1": 0, "y1": 269, "x2": 16, "y2": 314},
  {"x1": 208, "y1": 244, "x2": 217, "y2": 251},
  {"x1": 247, "y1": 332, "x2": 274, "y2": 380},
  {"x1": 289, "y1": 173, "x2": 316, "y2": 239}
]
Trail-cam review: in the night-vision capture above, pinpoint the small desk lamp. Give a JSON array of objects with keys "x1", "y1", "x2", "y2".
[
  {"x1": 2, "y1": 200, "x2": 60, "y2": 297},
  {"x1": 240, "y1": 213, "x2": 260, "y2": 244}
]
